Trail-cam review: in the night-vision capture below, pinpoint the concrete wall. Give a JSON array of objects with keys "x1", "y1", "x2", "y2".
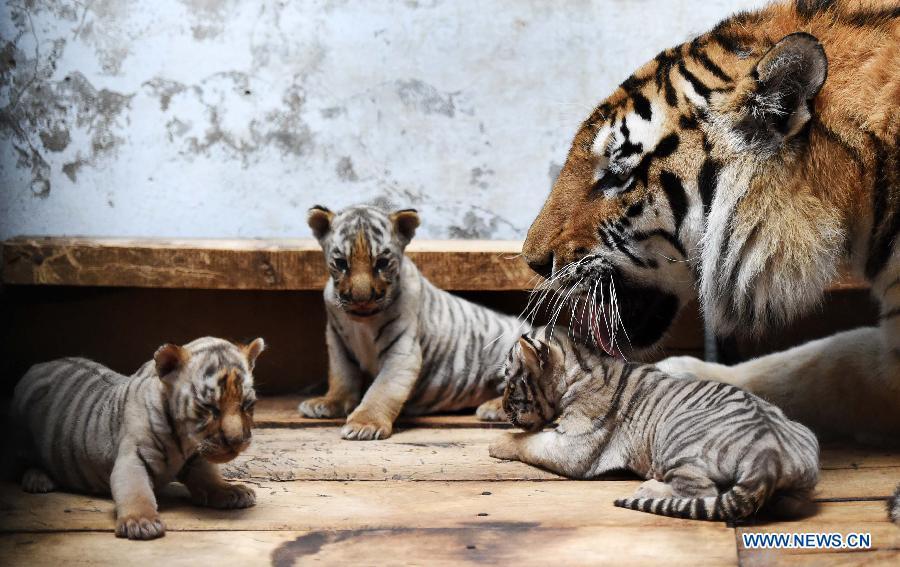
[{"x1": 0, "y1": 0, "x2": 768, "y2": 240}]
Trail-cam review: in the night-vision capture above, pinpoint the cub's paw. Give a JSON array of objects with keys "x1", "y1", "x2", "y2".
[
  {"x1": 633, "y1": 479, "x2": 674, "y2": 499},
  {"x1": 115, "y1": 513, "x2": 166, "y2": 540},
  {"x1": 341, "y1": 414, "x2": 393, "y2": 441},
  {"x1": 475, "y1": 398, "x2": 507, "y2": 422},
  {"x1": 192, "y1": 483, "x2": 257, "y2": 509},
  {"x1": 21, "y1": 468, "x2": 56, "y2": 493},
  {"x1": 488, "y1": 434, "x2": 519, "y2": 461},
  {"x1": 298, "y1": 396, "x2": 352, "y2": 418}
]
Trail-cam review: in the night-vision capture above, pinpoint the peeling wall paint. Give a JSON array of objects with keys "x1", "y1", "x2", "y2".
[{"x1": 0, "y1": 0, "x2": 768, "y2": 240}]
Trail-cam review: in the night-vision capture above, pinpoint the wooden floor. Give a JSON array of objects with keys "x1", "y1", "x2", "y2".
[{"x1": 1, "y1": 397, "x2": 897, "y2": 566}]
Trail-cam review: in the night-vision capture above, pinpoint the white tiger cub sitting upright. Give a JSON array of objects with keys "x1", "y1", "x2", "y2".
[
  {"x1": 10, "y1": 336, "x2": 265, "y2": 540},
  {"x1": 300, "y1": 204, "x2": 527, "y2": 440}
]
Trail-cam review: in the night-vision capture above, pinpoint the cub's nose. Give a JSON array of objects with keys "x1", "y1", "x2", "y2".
[{"x1": 526, "y1": 254, "x2": 553, "y2": 279}]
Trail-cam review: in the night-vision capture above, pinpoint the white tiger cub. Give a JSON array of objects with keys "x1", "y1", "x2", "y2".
[
  {"x1": 299, "y1": 204, "x2": 527, "y2": 440},
  {"x1": 10, "y1": 336, "x2": 264, "y2": 540},
  {"x1": 490, "y1": 327, "x2": 819, "y2": 521}
]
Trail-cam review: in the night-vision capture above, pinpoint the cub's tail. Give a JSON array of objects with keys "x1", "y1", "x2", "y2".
[{"x1": 614, "y1": 470, "x2": 778, "y2": 522}]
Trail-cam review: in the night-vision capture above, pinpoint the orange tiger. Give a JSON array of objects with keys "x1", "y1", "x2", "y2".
[{"x1": 521, "y1": 0, "x2": 898, "y2": 515}]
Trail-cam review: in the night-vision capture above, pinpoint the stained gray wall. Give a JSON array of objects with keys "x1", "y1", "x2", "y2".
[{"x1": 1, "y1": 0, "x2": 767, "y2": 240}]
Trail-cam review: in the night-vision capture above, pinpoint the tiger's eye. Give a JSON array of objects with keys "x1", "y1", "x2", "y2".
[
  {"x1": 374, "y1": 257, "x2": 389, "y2": 271},
  {"x1": 333, "y1": 257, "x2": 348, "y2": 272}
]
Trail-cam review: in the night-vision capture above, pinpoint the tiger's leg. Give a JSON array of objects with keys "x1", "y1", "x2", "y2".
[
  {"x1": 475, "y1": 397, "x2": 506, "y2": 422},
  {"x1": 178, "y1": 457, "x2": 255, "y2": 509},
  {"x1": 342, "y1": 336, "x2": 423, "y2": 441},
  {"x1": 488, "y1": 430, "x2": 603, "y2": 479},
  {"x1": 659, "y1": 268, "x2": 900, "y2": 445},
  {"x1": 664, "y1": 464, "x2": 719, "y2": 498},
  {"x1": 299, "y1": 322, "x2": 364, "y2": 419},
  {"x1": 110, "y1": 450, "x2": 165, "y2": 540},
  {"x1": 21, "y1": 468, "x2": 56, "y2": 493},
  {"x1": 632, "y1": 465, "x2": 717, "y2": 499}
]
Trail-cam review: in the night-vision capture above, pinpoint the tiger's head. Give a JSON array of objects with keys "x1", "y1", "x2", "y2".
[
  {"x1": 309, "y1": 204, "x2": 420, "y2": 319},
  {"x1": 154, "y1": 337, "x2": 265, "y2": 463},
  {"x1": 501, "y1": 328, "x2": 566, "y2": 432},
  {"x1": 524, "y1": 11, "x2": 837, "y2": 354}
]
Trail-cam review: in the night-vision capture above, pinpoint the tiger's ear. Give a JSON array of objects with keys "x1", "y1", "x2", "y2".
[
  {"x1": 242, "y1": 338, "x2": 266, "y2": 371},
  {"x1": 735, "y1": 33, "x2": 827, "y2": 148},
  {"x1": 517, "y1": 336, "x2": 543, "y2": 374},
  {"x1": 154, "y1": 343, "x2": 189, "y2": 381},
  {"x1": 308, "y1": 205, "x2": 334, "y2": 240},
  {"x1": 390, "y1": 209, "x2": 419, "y2": 246}
]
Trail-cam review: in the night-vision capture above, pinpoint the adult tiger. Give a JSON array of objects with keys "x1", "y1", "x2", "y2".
[{"x1": 522, "y1": 0, "x2": 898, "y2": 466}]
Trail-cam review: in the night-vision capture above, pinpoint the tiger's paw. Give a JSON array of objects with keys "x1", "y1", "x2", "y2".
[
  {"x1": 341, "y1": 412, "x2": 393, "y2": 441},
  {"x1": 488, "y1": 434, "x2": 519, "y2": 461},
  {"x1": 475, "y1": 398, "x2": 507, "y2": 422},
  {"x1": 21, "y1": 468, "x2": 56, "y2": 493},
  {"x1": 191, "y1": 482, "x2": 257, "y2": 509},
  {"x1": 115, "y1": 513, "x2": 166, "y2": 540},
  {"x1": 298, "y1": 396, "x2": 355, "y2": 418}
]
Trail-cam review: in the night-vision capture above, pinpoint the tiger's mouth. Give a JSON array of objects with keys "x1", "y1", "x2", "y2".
[
  {"x1": 580, "y1": 276, "x2": 680, "y2": 357},
  {"x1": 549, "y1": 262, "x2": 680, "y2": 358},
  {"x1": 508, "y1": 410, "x2": 546, "y2": 432},
  {"x1": 199, "y1": 441, "x2": 250, "y2": 463},
  {"x1": 345, "y1": 305, "x2": 383, "y2": 317}
]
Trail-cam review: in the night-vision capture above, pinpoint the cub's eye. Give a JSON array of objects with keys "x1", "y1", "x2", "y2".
[
  {"x1": 241, "y1": 399, "x2": 257, "y2": 413},
  {"x1": 198, "y1": 402, "x2": 220, "y2": 418},
  {"x1": 332, "y1": 257, "x2": 348, "y2": 272},
  {"x1": 374, "y1": 257, "x2": 389, "y2": 272}
]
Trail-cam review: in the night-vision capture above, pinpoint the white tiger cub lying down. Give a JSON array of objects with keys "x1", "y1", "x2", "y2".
[
  {"x1": 300, "y1": 203, "x2": 528, "y2": 440},
  {"x1": 490, "y1": 327, "x2": 820, "y2": 522},
  {"x1": 9, "y1": 336, "x2": 265, "y2": 540}
]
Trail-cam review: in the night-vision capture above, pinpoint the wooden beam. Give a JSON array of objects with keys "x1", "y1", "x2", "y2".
[
  {"x1": 1, "y1": 237, "x2": 532, "y2": 291},
  {"x1": 1, "y1": 236, "x2": 868, "y2": 291}
]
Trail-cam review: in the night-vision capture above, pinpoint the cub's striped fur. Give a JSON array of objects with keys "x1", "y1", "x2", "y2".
[
  {"x1": 10, "y1": 337, "x2": 264, "y2": 540},
  {"x1": 490, "y1": 328, "x2": 819, "y2": 521},
  {"x1": 299, "y1": 204, "x2": 527, "y2": 440}
]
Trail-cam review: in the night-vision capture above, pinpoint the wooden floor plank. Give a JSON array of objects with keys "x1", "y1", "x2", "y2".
[
  {"x1": 738, "y1": 501, "x2": 899, "y2": 565},
  {"x1": 741, "y1": 551, "x2": 900, "y2": 566},
  {"x1": 0, "y1": 479, "x2": 759, "y2": 533},
  {"x1": 819, "y1": 446, "x2": 900, "y2": 470},
  {"x1": 222, "y1": 427, "x2": 564, "y2": 481},
  {"x1": 816, "y1": 468, "x2": 900, "y2": 500},
  {"x1": 0, "y1": 526, "x2": 739, "y2": 567},
  {"x1": 219, "y1": 427, "x2": 900, "y2": 498},
  {"x1": 2, "y1": 479, "x2": 894, "y2": 534}
]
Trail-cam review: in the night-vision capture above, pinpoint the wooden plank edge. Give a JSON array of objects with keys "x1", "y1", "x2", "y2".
[
  {"x1": 2, "y1": 237, "x2": 868, "y2": 292},
  {"x1": 1, "y1": 237, "x2": 535, "y2": 291}
]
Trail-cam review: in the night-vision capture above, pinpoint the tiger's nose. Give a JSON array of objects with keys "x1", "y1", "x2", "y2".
[
  {"x1": 222, "y1": 414, "x2": 249, "y2": 447},
  {"x1": 526, "y1": 254, "x2": 553, "y2": 279}
]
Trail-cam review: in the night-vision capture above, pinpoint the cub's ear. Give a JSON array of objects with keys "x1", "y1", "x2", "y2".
[
  {"x1": 242, "y1": 338, "x2": 266, "y2": 371},
  {"x1": 390, "y1": 209, "x2": 420, "y2": 246},
  {"x1": 154, "y1": 343, "x2": 189, "y2": 380},
  {"x1": 517, "y1": 336, "x2": 543, "y2": 373},
  {"x1": 308, "y1": 205, "x2": 334, "y2": 240},
  {"x1": 736, "y1": 33, "x2": 827, "y2": 148}
]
